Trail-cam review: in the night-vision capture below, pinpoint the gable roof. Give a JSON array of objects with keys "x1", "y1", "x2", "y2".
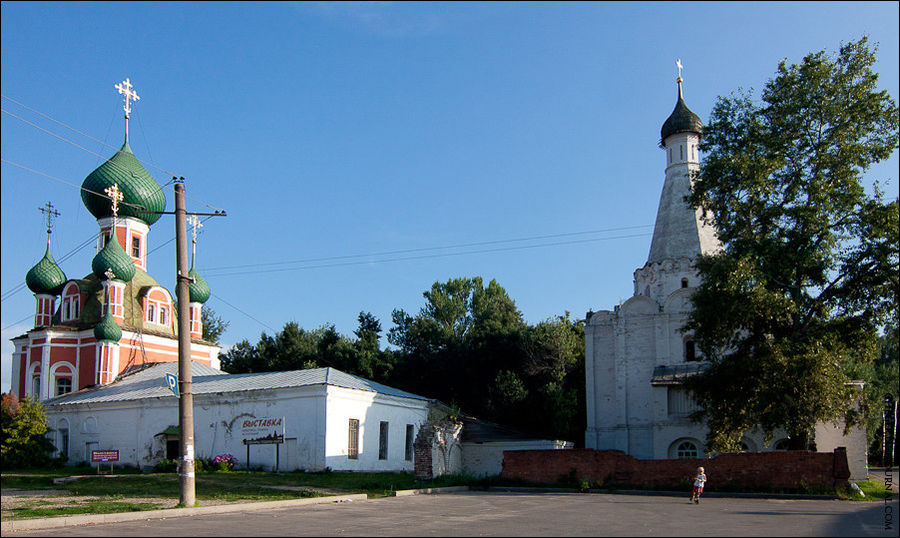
[{"x1": 43, "y1": 362, "x2": 430, "y2": 407}]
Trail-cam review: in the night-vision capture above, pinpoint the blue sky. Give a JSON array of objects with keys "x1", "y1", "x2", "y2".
[{"x1": 2, "y1": 1, "x2": 898, "y2": 393}]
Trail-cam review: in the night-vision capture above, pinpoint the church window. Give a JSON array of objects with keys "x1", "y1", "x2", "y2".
[
  {"x1": 379, "y1": 421, "x2": 389, "y2": 460},
  {"x1": 348, "y1": 419, "x2": 360, "y2": 459},
  {"x1": 159, "y1": 307, "x2": 168, "y2": 326},
  {"x1": 667, "y1": 388, "x2": 699, "y2": 416},
  {"x1": 405, "y1": 424, "x2": 415, "y2": 461},
  {"x1": 31, "y1": 375, "x2": 40, "y2": 397},
  {"x1": 774, "y1": 439, "x2": 790, "y2": 450},
  {"x1": 676, "y1": 440, "x2": 699, "y2": 459},
  {"x1": 132, "y1": 236, "x2": 141, "y2": 258},
  {"x1": 681, "y1": 278, "x2": 689, "y2": 288},
  {"x1": 147, "y1": 304, "x2": 155, "y2": 323},
  {"x1": 668, "y1": 148, "x2": 672, "y2": 163},
  {"x1": 680, "y1": 145, "x2": 684, "y2": 160},
  {"x1": 685, "y1": 339, "x2": 697, "y2": 362},
  {"x1": 57, "y1": 419, "x2": 69, "y2": 459},
  {"x1": 55, "y1": 377, "x2": 72, "y2": 396}
]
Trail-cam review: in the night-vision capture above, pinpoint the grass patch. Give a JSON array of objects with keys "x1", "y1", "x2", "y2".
[
  {"x1": 5, "y1": 499, "x2": 161, "y2": 520},
  {"x1": 839, "y1": 479, "x2": 895, "y2": 501}
]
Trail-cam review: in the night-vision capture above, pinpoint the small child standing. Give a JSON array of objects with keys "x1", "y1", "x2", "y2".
[{"x1": 691, "y1": 466, "x2": 707, "y2": 504}]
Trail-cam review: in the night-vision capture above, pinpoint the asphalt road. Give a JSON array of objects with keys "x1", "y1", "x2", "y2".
[{"x1": 7, "y1": 491, "x2": 898, "y2": 537}]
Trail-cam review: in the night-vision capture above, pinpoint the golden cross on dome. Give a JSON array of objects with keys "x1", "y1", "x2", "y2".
[
  {"x1": 676, "y1": 59, "x2": 684, "y2": 81},
  {"x1": 115, "y1": 78, "x2": 140, "y2": 118},
  {"x1": 38, "y1": 201, "x2": 61, "y2": 237},
  {"x1": 105, "y1": 183, "x2": 124, "y2": 218},
  {"x1": 187, "y1": 214, "x2": 203, "y2": 243},
  {"x1": 115, "y1": 77, "x2": 140, "y2": 140}
]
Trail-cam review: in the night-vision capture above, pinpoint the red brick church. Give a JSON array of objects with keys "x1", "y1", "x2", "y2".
[{"x1": 10, "y1": 78, "x2": 220, "y2": 401}]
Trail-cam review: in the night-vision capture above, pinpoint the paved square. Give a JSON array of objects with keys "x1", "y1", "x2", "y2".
[{"x1": 6, "y1": 491, "x2": 897, "y2": 537}]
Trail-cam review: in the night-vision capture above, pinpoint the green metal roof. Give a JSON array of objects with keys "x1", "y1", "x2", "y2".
[
  {"x1": 25, "y1": 244, "x2": 67, "y2": 295},
  {"x1": 188, "y1": 265, "x2": 210, "y2": 304},
  {"x1": 93, "y1": 309, "x2": 123, "y2": 342},
  {"x1": 81, "y1": 139, "x2": 166, "y2": 226},
  {"x1": 91, "y1": 236, "x2": 136, "y2": 282}
]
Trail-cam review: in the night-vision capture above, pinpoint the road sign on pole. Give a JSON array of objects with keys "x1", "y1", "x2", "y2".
[{"x1": 165, "y1": 373, "x2": 179, "y2": 397}]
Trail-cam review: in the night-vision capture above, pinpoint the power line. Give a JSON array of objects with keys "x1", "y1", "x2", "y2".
[
  {"x1": 1, "y1": 100, "x2": 226, "y2": 213},
  {"x1": 203, "y1": 225, "x2": 654, "y2": 272},
  {"x1": 209, "y1": 293, "x2": 276, "y2": 333},
  {"x1": 204, "y1": 231, "x2": 652, "y2": 278}
]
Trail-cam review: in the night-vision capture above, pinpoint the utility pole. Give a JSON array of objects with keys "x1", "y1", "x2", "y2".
[{"x1": 174, "y1": 180, "x2": 195, "y2": 506}]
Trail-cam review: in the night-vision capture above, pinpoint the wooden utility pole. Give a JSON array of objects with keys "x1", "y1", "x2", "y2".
[{"x1": 174, "y1": 180, "x2": 195, "y2": 506}]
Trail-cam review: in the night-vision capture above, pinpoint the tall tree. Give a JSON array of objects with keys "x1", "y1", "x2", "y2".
[{"x1": 684, "y1": 37, "x2": 899, "y2": 452}]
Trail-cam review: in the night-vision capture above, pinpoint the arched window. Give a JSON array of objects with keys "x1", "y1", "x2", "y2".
[
  {"x1": 159, "y1": 306, "x2": 168, "y2": 326},
  {"x1": 774, "y1": 438, "x2": 790, "y2": 450},
  {"x1": 681, "y1": 278, "x2": 689, "y2": 288},
  {"x1": 31, "y1": 375, "x2": 40, "y2": 397},
  {"x1": 147, "y1": 304, "x2": 155, "y2": 323},
  {"x1": 676, "y1": 440, "x2": 699, "y2": 459}
]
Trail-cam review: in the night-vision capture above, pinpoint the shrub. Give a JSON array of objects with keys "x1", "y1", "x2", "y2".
[{"x1": 154, "y1": 459, "x2": 177, "y2": 473}]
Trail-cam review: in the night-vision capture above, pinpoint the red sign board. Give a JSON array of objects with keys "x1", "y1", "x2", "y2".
[{"x1": 91, "y1": 450, "x2": 119, "y2": 462}]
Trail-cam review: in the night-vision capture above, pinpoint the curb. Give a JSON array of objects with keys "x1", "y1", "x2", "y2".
[
  {"x1": 480, "y1": 486, "x2": 839, "y2": 500},
  {"x1": 392, "y1": 486, "x2": 470, "y2": 497},
  {"x1": 1, "y1": 493, "x2": 368, "y2": 533}
]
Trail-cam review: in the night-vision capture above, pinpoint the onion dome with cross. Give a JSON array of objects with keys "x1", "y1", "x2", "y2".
[
  {"x1": 90, "y1": 183, "x2": 136, "y2": 282},
  {"x1": 26, "y1": 244, "x2": 67, "y2": 295},
  {"x1": 81, "y1": 78, "x2": 166, "y2": 226},
  {"x1": 186, "y1": 215, "x2": 210, "y2": 304},
  {"x1": 93, "y1": 308, "x2": 123, "y2": 342},
  {"x1": 660, "y1": 59, "x2": 702, "y2": 145},
  {"x1": 25, "y1": 202, "x2": 68, "y2": 295}
]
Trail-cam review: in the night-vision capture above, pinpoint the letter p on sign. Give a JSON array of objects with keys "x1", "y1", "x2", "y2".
[{"x1": 165, "y1": 373, "x2": 179, "y2": 397}]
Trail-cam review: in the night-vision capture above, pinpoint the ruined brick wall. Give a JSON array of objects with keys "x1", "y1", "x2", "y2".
[{"x1": 501, "y1": 447, "x2": 851, "y2": 490}]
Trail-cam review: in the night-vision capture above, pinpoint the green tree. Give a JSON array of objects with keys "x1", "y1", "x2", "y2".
[
  {"x1": 1, "y1": 393, "x2": 56, "y2": 468},
  {"x1": 684, "y1": 38, "x2": 899, "y2": 452},
  {"x1": 201, "y1": 306, "x2": 229, "y2": 345}
]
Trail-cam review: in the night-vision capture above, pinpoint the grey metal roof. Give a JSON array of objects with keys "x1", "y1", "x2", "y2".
[
  {"x1": 650, "y1": 363, "x2": 708, "y2": 385},
  {"x1": 44, "y1": 362, "x2": 430, "y2": 407}
]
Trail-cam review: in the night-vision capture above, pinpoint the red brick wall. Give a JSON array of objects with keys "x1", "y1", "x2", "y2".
[{"x1": 501, "y1": 448, "x2": 851, "y2": 490}]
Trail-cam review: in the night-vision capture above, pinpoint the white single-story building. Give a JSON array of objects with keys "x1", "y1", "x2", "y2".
[{"x1": 42, "y1": 362, "x2": 431, "y2": 472}]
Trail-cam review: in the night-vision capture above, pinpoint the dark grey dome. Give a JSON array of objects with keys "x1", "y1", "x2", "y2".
[{"x1": 660, "y1": 84, "x2": 702, "y2": 144}]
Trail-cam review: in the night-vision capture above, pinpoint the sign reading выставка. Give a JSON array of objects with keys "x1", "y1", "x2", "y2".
[{"x1": 240, "y1": 416, "x2": 285, "y2": 445}]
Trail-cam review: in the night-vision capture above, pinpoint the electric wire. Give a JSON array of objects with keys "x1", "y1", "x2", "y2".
[
  {"x1": 204, "y1": 231, "x2": 652, "y2": 278},
  {"x1": 209, "y1": 293, "x2": 277, "y2": 333},
  {"x1": 1, "y1": 99, "x2": 226, "y2": 213},
  {"x1": 204, "y1": 224, "x2": 653, "y2": 272}
]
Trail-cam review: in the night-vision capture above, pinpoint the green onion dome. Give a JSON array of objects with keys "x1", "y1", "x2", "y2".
[
  {"x1": 92, "y1": 235, "x2": 136, "y2": 282},
  {"x1": 93, "y1": 308, "x2": 122, "y2": 342},
  {"x1": 660, "y1": 87, "x2": 702, "y2": 145},
  {"x1": 25, "y1": 244, "x2": 67, "y2": 295},
  {"x1": 188, "y1": 265, "x2": 210, "y2": 304},
  {"x1": 81, "y1": 140, "x2": 166, "y2": 226}
]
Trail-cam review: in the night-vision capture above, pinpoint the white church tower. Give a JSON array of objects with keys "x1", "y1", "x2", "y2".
[{"x1": 584, "y1": 62, "x2": 723, "y2": 459}]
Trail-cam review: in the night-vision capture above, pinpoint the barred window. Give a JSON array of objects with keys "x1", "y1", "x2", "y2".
[
  {"x1": 348, "y1": 419, "x2": 359, "y2": 459},
  {"x1": 379, "y1": 421, "x2": 389, "y2": 460}
]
